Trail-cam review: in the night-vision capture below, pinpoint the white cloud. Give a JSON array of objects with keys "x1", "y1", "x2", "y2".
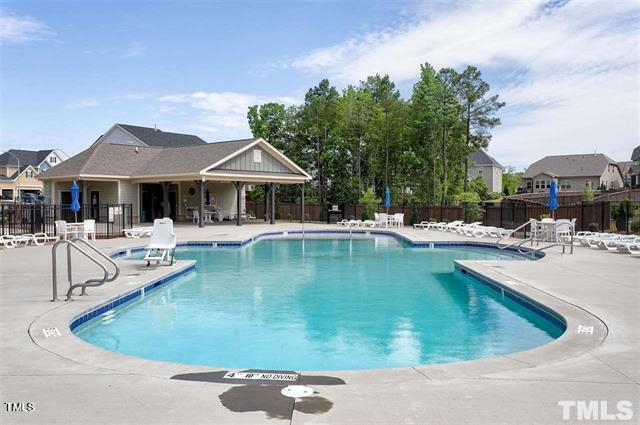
[
  {"x1": 121, "y1": 41, "x2": 146, "y2": 58},
  {"x1": 156, "y1": 91, "x2": 298, "y2": 139},
  {"x1": 0, "y1": 9, "x2": 50, "y2": 43},
  {"x1": 65, "y1": 98, "x2": 100, "y2": 109},
  {"x1": 291, "y1": 0, "x2": 640, "y2": 168}
]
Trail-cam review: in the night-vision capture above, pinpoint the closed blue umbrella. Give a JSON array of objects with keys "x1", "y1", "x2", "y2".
[
  {"x1": 548, "y1": 180, "x2": 559, "y2": 217},
  {"x1": 71, "y1": 181, "x2": 81, "y2": 222},
  {"x1": 384, "y1": 187, "x2": 391, "y2": 213}
]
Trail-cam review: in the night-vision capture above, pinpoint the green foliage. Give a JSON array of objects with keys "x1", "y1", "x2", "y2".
[
  {"x1": 630, "y1": 219, "x2": 640, "y2": 233},
  {"x1": 465, "y1": 202, "x2": 484, "y2": 222},
  {"x1": 359, "y1": 188, "x2": 380, "y2": 220},
  {"x1": 246, "y1": 63, "x2": 504, "y2": 206},
  {"x1": 453, "y1": 191, "x2": 481, "y2": 203},
  {"x1": 583, "y1": 185, "x2": 594, "y2": 202},
  {"x1": 304, "y1": 212, "x2": 311, "y2": 222},
  {"x1": 468, "y1": 176, "x2": 489, "y2": 200},
  {"x1": 611, "y1": 198, "x2": 638, "y2": 231},
  {"x1": 587, "y1": 222, "x2": 600, "y2": 232},
  {"x1": 502, "y1": 167, "x2": 522, "y2": 196}
]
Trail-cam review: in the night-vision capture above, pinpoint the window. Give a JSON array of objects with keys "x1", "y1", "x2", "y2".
[
  {"x1": 26, "y1": 170, "x2": 33, "y2": 178},
  {"x1": 526, "y1": 181, "x2": 532, "y2": 189},
  {"x1": 49, "y1": 156, "x2": 57, "y2": 164},
  {"x1": 478, "y1": 169, "x2": 483, "y2": 174},
  {"x1": 535, "y1": 180, "x2": 541, "y2": 189},
  {"x1": 585, "y1": 180, "x2": 592, "y2": 189},
  {"x1": 559, "y1": 179, "x2": 572, "y2": 190},
  {"x1": 253, "y1": 149, "x2": 262, "y2": 163}
]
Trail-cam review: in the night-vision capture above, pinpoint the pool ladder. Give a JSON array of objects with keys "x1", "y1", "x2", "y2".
[
  {"x1": 496, "y1": 219, "x2": 574, "y2": 257},
  {"x1": 51, "y1": 238, "x2": 120, "y2": 301}
]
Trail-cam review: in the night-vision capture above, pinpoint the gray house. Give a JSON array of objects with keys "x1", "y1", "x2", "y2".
[
  {"x1": 522, "y1": 153, "x2": 624, "y2": 193},
  {"x1": 629, "y1": 145, "x2": 640, "y2": 188},
  {"x1": 38, "y1": 124, "x2": 310, "y2": 226},
  {"x1": 468, "y1": 150, "x2": 503, "y2": 193}
]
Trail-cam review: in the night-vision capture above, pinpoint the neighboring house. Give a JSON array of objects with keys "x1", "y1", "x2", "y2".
[
  {"x1": 617, "y1": 161, "x2": 633, "y2": 186},
  {"x1": 522, "y1": 153, "x2": 624, "y2": 193},
  {"x1": 468, "y1": 150, "x2": 503, "y2": 193},
  {"x1": 38, "y1": 124, "x2": 310, "y2": 225},
  {"x1": 629, "y1": 145, "x2": 640, "y2": 188},
  {"x1": 0, "y1": 149, "x2": 68, "y2": 199}
]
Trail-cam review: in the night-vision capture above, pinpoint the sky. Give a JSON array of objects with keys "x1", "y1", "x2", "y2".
[{"x1": 1, "y1": 0, "x2": 638, "y2": 170}]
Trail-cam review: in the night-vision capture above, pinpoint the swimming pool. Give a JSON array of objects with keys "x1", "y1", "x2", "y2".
[{"x1": 73, "y1": 236, "x2": 565, "y2": 371}]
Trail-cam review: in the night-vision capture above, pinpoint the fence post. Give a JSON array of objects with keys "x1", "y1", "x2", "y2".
[
  {"x1": 601, "y1": 201, "x2": 605, "y2": 231},
  {"x1": 523, "y1": 202, "x2": 527, "y2": 239},
  {"x1": 580, "y1": 201, "x2": 584, "y2": 231},
  {"x1": 625, "y1": 200, "x2": 629, "y2": 235}
]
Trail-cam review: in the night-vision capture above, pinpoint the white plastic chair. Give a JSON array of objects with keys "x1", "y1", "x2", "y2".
[
  {"x1": 394, "y1": 213, "x2": 404, "y2": 227},
  {"x1": 192, "y1": 210, "x2": 200, "y2": 224},
  {"x1": 55, "y1": 220, "x2": 70, "y2": 240},
  {"x1": 144, "y1": 218, "x2": 177, "y2": 266},
  {"x1": 379, "y1": 213, "x2": 388, "y2": 228},
  {"x1": 83, "y1": 219, "x2": 96, "y2": 240}
]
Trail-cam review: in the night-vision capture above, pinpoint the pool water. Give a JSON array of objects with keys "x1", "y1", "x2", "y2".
[{"x1": 74, "y1": 237, "x2": 564, "y2": 371}]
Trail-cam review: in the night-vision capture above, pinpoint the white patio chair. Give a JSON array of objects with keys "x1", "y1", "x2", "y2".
[
  {"x1": 55, "y1": 220, "x2": 70, "y2": 240},
  {"x1": 144, "y1": 218, "x2": 177, "y2": 266},
  {"x1": 83, "y1": 219, "x2": 96, "y2": 240},
  {"x1": 394, "y1": 213, "x2": 404, "y2": 227},
  {"x1": 192, "y1": 210, "x2": 200, "y2": 224},
  {"x1": 379, "y1": 213, "x2": 389, "y2": 228}
]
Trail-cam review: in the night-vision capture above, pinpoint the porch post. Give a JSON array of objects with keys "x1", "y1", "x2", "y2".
[
  {"x1": 161, "y1": 182, "x2": 170, "y2": 218},
  {"x1": 300, "y1": 183, "x2": 305, "y2": 223},
  {"x1": 199, "y1": 178, "x2": 205, "y2": 228},
  {"x1": 234, "y1": 181, "x2": 243, "y2": 226},
  {"x1": 270, "y1": 183, "x2": 276, "y2": 225},
  {"x1": 81, "y1": 180, "x2": 88, "y2": 220},
  {"x1": 264, "y1": 184, "x2": 269, "y2": 221}
]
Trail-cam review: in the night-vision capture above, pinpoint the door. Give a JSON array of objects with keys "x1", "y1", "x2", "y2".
[{"x1": 90, "y1": 191, "x2": 100, "y2": 221}]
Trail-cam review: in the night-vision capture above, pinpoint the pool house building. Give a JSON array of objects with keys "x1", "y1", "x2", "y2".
[{"x1": 37, "y1": 124, "x2": 311, "y2": 226}]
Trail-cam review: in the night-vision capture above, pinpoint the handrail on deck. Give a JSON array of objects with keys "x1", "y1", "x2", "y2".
[
  {"x1": 496, "y1": 218, "x2": 574, "y2": 256},
  {"x1": 51, "y1": 239, "x2": 120, "y2": 302}
]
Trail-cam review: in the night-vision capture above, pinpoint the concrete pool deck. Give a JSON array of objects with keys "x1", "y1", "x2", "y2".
[{"x1": 1, "y1": 222, "x2": 638, "y2": 424}]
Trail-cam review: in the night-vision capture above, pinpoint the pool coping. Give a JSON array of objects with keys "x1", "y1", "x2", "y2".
[{"x1": 29, "y1": 228, "x2": 607, "y2": 384}]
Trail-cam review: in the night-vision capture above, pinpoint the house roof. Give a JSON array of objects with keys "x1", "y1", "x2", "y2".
[
  {"x1": 468, "y1": 150, "x2": 502, "y2": 167},
  {"x1": 632, "y1": 145, "x2": 640, "y2": 161},
  {"x1": 115, "y1": 124, "x2": 208, "y2": 148},
  {"x1": 617, "y1": 161, "x2": 633, "y2": 174},
  {"x1": 629, "y1": 164, "x2": 640, "y2": 174},
  {"x1": 523, "y1": 153, "x2": 619, "y2": 178},
  {"x1": 37, "y1": 138, "x2": 309, "y2": 182},
  {"x1": 0, "y1": 149, "x2": 55, "y2": 167}
]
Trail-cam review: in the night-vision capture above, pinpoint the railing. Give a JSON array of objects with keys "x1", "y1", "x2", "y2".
[
  {"x1": 496, "y1": 219, "x2": 574, "y2": 257},
  {"x1": 51, "y1": 238, "x2": 120, "y2": 301}
]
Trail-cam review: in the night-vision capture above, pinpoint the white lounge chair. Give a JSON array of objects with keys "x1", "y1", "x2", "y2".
[
  {"x1": 144, "y1": 218, "x2": 176, "y2": 266},
  {"x1": 444, "y1": 221, "x2": 464, "y2": 232},
  {"x1": 123, "y1": 227, "x2": 153, "y2": 238},
  {"x1": 616, "y1": 237, "x2": 640, "y2": 254},
  {"x1": 22, "y1": 233, "x2": 59, "y2": 246},
  {"x1": 362, "y1": 220, "x2": 376, "y2": 227},
  {"x1": 337, "y1": 219, "x2": 349, "y2": 226},
  {"x1": 1, "y1": 235, "x2": 17, "y2": 249}
]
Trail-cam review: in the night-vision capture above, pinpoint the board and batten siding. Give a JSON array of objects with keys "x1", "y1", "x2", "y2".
[
  {"x1": 215, "y1": 147, "x2": 293, "y2": 174},
  {"x1": 119, "y1": 180, "x2": 140, "y2": 223}
]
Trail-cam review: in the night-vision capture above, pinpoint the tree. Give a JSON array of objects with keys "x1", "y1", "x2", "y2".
[
  {"x1": 359, "y1": 188, "x2": 380, "y2": 220},
  {"x1": 502, "y1": 166, "x2": 522, "y2": 196},
  {"x1": 454, "y1": 66, "x2": 505, "y2": 191},
  {"x1": 247, "y1": 103, "x2": 287, "y2": 150}
]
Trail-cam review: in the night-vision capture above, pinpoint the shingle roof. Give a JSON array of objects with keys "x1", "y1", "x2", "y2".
[
  {"x1": 468, "y1": 150, "x2": 502, "y2": 167},
  {"x1": 116, "y1": 124, "x2": 208, "y2": 148},
  {"x1": 523, "y1": 153, "x2": 618, "y2": 178},
  {"x1": 38, "y1": 139, "x2": 261, "y2": 179},
  {"x1": 617, "y1": 161, "x2": 633, "y2": 174},
  {"x1": 0, "y1": 149, "x2": 54, "y2": 167},
  {"x1": 632, "y1": 145, "x2": 640, "y2": 161}
]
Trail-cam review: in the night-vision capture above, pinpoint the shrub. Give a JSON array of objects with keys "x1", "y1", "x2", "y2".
[
  {"x1": 453, "y1": 191, "x2": 481, "y2": 204},
  {"x1": 587, "y1": 223, "x2": 600, "y2": 232},
  {"x1": 583, "y1": 185, "x2": 594, "y2": 202},
  {"x1": 630, "y1": 219, "x2": 640, "y2": 233},
  {"x1": 304, "y1": 212, "x2": 311, "y2": 222},
  {"x1": 286, "y1": 212, "x2": 292, "y2": 221},
  {"x1": 359, "y1": 188, "x2": 380, "y2": 220},
  {"x1": 611, "y1": 198, "x2": 638, "y2": 231},
  {"x1": 465, "y1": 203, "x2": 484, "y2": 222}
]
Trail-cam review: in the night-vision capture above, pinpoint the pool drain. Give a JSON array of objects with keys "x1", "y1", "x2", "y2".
[{"x1": 281, "y1": 385, "x2": 314, "y2": 398}]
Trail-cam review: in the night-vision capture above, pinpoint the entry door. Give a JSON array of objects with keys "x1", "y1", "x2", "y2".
[{"x1": 90, "y1": 191, "x2": 100, "y2": 221}]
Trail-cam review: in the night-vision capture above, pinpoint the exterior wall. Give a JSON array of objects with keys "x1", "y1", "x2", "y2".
[
  {"x1": 216, "y1": 147, "x2": 292, "y2": 174},
  {"x1": 42, "y1": 181, "x2": 53, "y2": 202},
  {"x1": 119, "y1": 180, "x2": 140, "y2": 223},
  {"x1": 97, "y1": 126, "x2": 146, "y2": 146},
  {"x1": 14, "y1": 168, "x2": 43, "y2": 191},
  {"x1": 599, "y1": 164, "x2": 624, "y2": 189},
  {"x1": 178, "y1": 181, "x2": 245, "y2": 221},
  {"x1": 0, "y1": 165, "x2": 19, "y2": 177},
  {"x1": 468, "y1": 165, "x2": 502, "y2": 193}
]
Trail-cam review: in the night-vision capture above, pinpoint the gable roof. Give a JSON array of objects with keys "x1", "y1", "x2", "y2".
[
  {"x1": 37, "y1": 138, "x2": 309, "y2": 181},
  {"x1": 523, "y1": 153, "x2": 619, "y2": 178},
  {"x1": 468, "y1": 150, "x2": 502, "y2": 167},
  {"x1": 632, "y1": 145, "x2": 640, "y2": 161},
  {"x1": 0, "y1": 149, "x2": 55, "y2": 167},
  {"x1": 115, "y1": 124, "x2": 208, "y2": 148},
  {"x1": 617, "y1": 161, "x2": 633, "y2": 175}
]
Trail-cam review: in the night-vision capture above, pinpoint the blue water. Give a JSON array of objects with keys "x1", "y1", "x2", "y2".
[{"x1": 74, "y1": 237, "x2": 564, "y2": 371}]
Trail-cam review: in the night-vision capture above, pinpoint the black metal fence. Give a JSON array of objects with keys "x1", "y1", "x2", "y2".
[
  {"x1": 0, "y1": 203, "x2": 133, "y2": 239},
  {"x1": 247, "y1": 199, "x2": 640, "y2": 234}
]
